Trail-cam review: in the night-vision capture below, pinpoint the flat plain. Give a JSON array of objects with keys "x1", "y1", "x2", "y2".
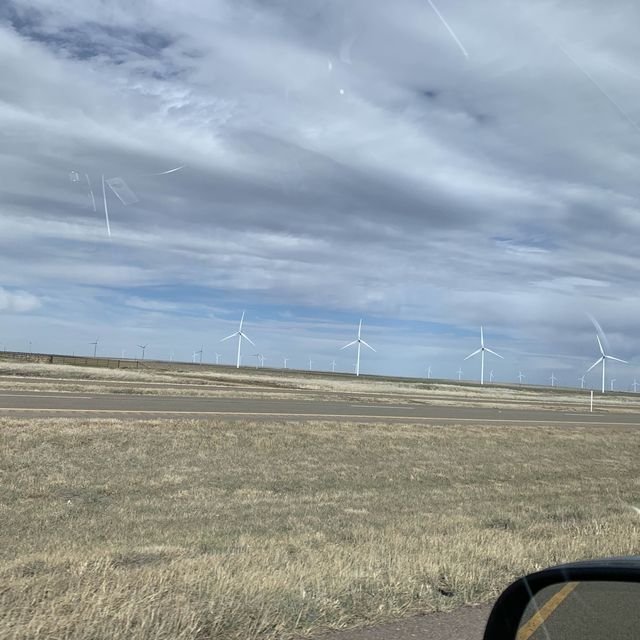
[{"x1": 1, "y1": 358, "x2": 639, "y2": 639}]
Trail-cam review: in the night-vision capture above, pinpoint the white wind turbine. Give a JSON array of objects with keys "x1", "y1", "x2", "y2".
[
  {"x1": 251, "y1": 353, "x2": 266, "y2": 368},
  {"x1": 549, "y1": 373, "x2": 557, "y2": 387},
  {"x1": 283, "y1": 357, "x2": 289, "y2": 369},
  {"x1": 489, "y1": 369, "x2": 494, "y2": 383},
  {"x1": 610, "y1": 379, "x2": 616, "y2": 391},
  {"x1": 518, "y1": 371, "x2": 525, "y2": 384},
  {"x1": 330, "y1": 359, "x2": 336, "y2": 373},
  {"x1": 586, "y1": 334, "x2": 627, "y2": 394},
  {"x1": 578, "y1": 374, "x2": 586, "y2": 389},
  {"x1": 427, "y1": 365, "x2": 432, "y2": 379},
  {"x1": 457, "y1": 367, "x2": 463, "y2": 381},
  {"x1": 220, "y1": 311, "x2": 254, "y2": 369},
  {"x1": 464, "y1": 326, "x2": 503, "y2": 385},
  {"x1": 340, "y1": 319, "x2": 375, "y2": 376},
  {"x1": 633, "y1": 379, "x2": 639, "y2": 393}
]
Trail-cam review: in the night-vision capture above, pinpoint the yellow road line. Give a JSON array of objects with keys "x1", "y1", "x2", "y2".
[
  {"x1": 0, "y1": 407, "x2": 637, "y2": 426},
  {"x1": 516, "y1": 582, "x2": 579, "y2": 640}
]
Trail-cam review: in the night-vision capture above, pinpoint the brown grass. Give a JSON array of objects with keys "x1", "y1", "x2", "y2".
[{"x1": 1, "y1": 418, "x2": 639, "y2": 639}]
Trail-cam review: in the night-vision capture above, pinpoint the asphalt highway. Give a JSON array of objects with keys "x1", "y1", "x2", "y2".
[{"x1": 1, "y1": 390, "x2": 640, "y2": 425}]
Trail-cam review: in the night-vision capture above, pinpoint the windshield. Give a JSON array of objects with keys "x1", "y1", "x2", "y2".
[{"x1": 1, "y1": 2, "x2": 639, "y2": 640}]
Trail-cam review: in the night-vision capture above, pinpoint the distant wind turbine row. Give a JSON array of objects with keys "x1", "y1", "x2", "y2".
[{"x1": 94, "y1": 313, "x2": 630, "y2": 392}]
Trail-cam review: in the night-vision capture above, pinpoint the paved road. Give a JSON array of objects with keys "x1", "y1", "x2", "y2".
[
  {"x1": 519, "y1": 581, "x2": 640, "y2": 640},
  {"x1": 1, "y1": 390, "x2": 640, "y2": 425},
  {"x1": 0, "y1": 374, "x2": 630, "y2": 411}
]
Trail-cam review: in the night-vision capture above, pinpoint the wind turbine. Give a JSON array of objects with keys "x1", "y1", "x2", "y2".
[
  {"x1": 518, "y1": 371, "x2": 525, "y2": 384},
  {"x1": 549, "y1": 373, "x2": 557, "y2": 387},
  {"x1": 215, "y1": 353, "x2": 222, "y2": 365},
  {"x1": 308, "y1": 357, "x2": 314, "y2": 371},
  {"x1": 220, "y1": 311, "x2": 254, "y2": 368},
  {"x1": 610, "y1": 379, "x2": 616, "y2": 391},
  {"x1": 283, "y1": 357, "x2": 289, "y2": 369},
  {"x1": 633, "y1": 379, "x2": 639, "y2": 393},
  {"x1": 464, "y1": 326, "x2": 503, "y2": 385},
  {"x1": 90, "y1": 339, "x2": 99, "y2": 358},
  {"x1": 489, "y1": 369, "x2": 494, "y2": 383},
  {"x1": 457, "y1": 367, "x2": 463, "y2": 381},
  {"x1": 331, "y1": 359, "x2": 336, "y2": 373},
  {"x1": 578, "y1": 375, "x2": 585, "y2": 389},
  {"x1": 586, "y1": 334, "x2": 627, "y2": 393},
  {"x1": 340, "y1": 319, "x2": 375, "y2": 376},
  {"x1": 427, "y1": 365, "x2": 432, "y2": 379},
  {"x1": 138, "y1": 344, "x2": 147, "y2": 360}
]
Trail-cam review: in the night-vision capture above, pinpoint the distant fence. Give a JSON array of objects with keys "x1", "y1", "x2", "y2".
[{"x1": 0, "y1": 351, "x2": 145, "y2": 369}]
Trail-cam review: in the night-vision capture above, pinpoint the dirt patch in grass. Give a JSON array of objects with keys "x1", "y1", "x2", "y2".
[{"x1": 1, "y1": 417, "x2": 639, "y2": 639}]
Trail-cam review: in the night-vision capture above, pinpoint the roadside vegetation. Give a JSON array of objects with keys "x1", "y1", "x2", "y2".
[
  {"x1": 1, "y1": 417, "x2": 638, "y2": 639},
  {"x1": 1, "y1": 358, "x2": 640, "y2": 411}
]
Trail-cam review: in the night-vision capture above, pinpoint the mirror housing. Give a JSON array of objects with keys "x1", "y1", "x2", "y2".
[{"x1": 482, "y1": 556, "x2": 640, "y2": 640}]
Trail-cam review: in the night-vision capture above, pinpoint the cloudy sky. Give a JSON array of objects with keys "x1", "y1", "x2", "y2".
[{"x1": 2, "y1": 0, "x2": 640, "y2": 386}]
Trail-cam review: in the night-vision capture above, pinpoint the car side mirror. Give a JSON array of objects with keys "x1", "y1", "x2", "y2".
[{"x1": 482, "y1": 557, "x2": 640, "y2": 639}]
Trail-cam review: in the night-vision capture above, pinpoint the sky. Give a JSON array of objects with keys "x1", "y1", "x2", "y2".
[{"x1": 2, "y1": 0, "x2": 640, "y2": 388}]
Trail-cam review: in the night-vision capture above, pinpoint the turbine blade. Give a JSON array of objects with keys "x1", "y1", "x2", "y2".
[
  {"x1": 606, "y1": 355, "x2": 628, "y2": 364},
  {"x1": 239, "y1": 311, "x2": 245, "y2": 332},
  {"x1": 480, "y1": 326, "x2": 484, "y2": 347},
  {"x1": 586, "y1": 357, "x2": 603, "y2": 373},
  {"x1": 220, "y1": 332, "x2": 237, "y2": 342},
  {"x1": 596, "y1": 334, "x2": 604, "y2": 356},
  {"x1": 464, "y1": 348, "x2": 481, "y2": 360},
  {"x1": 241, "y1": 333, "x2": 255, "y2": 346},
  {"x1": 340, "y1": 340, "x2": 357, "y2": 350},
  {"x1": 361, "y1": 340, "x2": 376, "y2": 352},
  {"x1": 484, "y1": 348, "x2": 503, "y2": 359}
]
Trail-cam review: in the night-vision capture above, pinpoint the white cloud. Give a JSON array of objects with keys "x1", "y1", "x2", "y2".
[
  {"x1": 1, "y1": 0, "x2": 640, "y2": 382},
  {"x1": 0, "y1": 288, "x2": 40, "y2": 312}
]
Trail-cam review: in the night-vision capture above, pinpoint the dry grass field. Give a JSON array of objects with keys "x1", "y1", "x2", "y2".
[{"x1": 1, "y1": 417, "x2": 639, "y2": 639}]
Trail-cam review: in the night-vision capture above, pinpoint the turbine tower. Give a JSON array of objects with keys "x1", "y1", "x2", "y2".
[
  {"x1": 610, "y1": 379, "x2": 616, "y2": 391},
  {"x1": 578, "y1": 375, "x2": 585, "y2": 389},
  {"x1": 220, "y1": 311, "x2": 254, "y2": 368},
  {"x1": 331, "y1": 359, "x2": 336, "y2": 373},
  {"x1": 518, "y1": 371, "x2": 525, "y2": 384},
  {"x1": 464, "y1": 326, "x2": 503, "y2": 385},
  {"x1": 586, "y1": 334, "x2": 627, "y2": 393},
  {"x1": 90, "y1": 339, "x2": 99, "y2": 358},
  {"x1": 340, "y1": 319, "x2": 376, "y2": 376},
  {"x1": 427, "y1": 365, "x2": 432, "y2": 379},
  {"x1": 457, "y1": 367, "x2": 463, "y2": 381},
  {"x1": 283, "y1": 357, "x2": 289, "y2": 369},
  {"x1": 549, "y1": 373, "x2": 557, "y2": 387},
  {"x1": 138, "y1": 344, "x2": 147, "y2": 360}
]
